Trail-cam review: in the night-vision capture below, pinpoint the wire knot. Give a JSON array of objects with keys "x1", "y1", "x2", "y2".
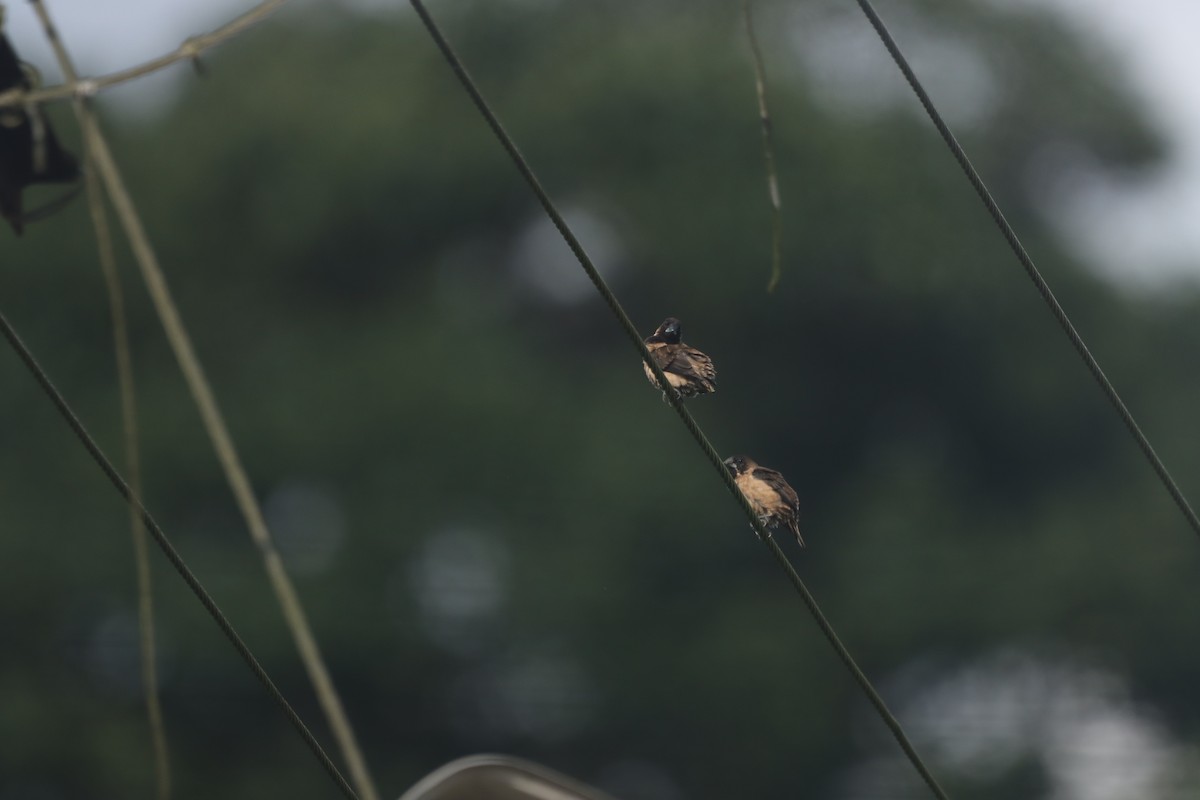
[{"x1": 73, "y1": 78, "x2": 97, "y2": 99}]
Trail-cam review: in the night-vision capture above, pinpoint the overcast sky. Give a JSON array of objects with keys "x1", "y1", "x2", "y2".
[
  {"x1": 5, "y1": 0, "x2": 1199, "y2": 288},
  {"x1": 1026, "y1": 0, "x2": 1200, "y2": 287}
]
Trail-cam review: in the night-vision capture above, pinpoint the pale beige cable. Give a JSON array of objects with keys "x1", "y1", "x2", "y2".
[
  {"x1": 27, "y1": 3, "x2": 172, "y2": 794},
  {"x1": 80, "y1": 110, "x2": 172, "y2": 800},
  {"x1": 84, "y1": 119, "x2": 382, "y2": 800},
  {"x1": 0, "y1": 0, "x2": 288, "y2": 109},
  {"x1": 26, "y1": 5, "x2": 381, "y2": 800}
]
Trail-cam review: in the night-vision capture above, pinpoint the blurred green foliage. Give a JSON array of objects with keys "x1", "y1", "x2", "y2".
[{"x1": 2, "y1": 1, "x2": 1200, "y2": 798}]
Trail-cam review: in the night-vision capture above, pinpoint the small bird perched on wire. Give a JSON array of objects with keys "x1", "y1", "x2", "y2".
[
  {"x1": 642, "y1": 317, "x2": 716, "y2": 400},
  {"x1": 724, "y1": 454, "x2": 804, "y2": 547}
]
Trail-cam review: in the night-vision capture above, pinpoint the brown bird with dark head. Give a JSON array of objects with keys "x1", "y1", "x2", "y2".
[
  {"x1": 724, "y1": 455, "x2": 804, "y2": 547},
  {"x1": 642, "y1": 317, "x2": 716, "y2": 400}
]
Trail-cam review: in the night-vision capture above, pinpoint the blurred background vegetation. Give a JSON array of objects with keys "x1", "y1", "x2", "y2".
[{"x1": 3, "y1": 0, "x2": 1200, "y2": 798}]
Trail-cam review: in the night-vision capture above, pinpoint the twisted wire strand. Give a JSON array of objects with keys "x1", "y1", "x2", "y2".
[
  {"x1": 406, "y1": 3, "x2": 951, "y2": 798},
  {"x1": 742, "y1": 0, "x2": 784, "y2": 292},
  {"x1": 851, "y1": 0, "x2": 1200, "y2": 540}
]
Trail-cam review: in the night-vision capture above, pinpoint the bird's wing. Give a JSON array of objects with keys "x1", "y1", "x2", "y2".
[
  {"x1": 662, "y1": 345, "x2": 716, "y2": 382},
  {"x1": 753, "y1": 467, "x2": 803, "y2": 546},
  {"x1": 752, "y1": 467, "x2": 799, "y2": 512}
]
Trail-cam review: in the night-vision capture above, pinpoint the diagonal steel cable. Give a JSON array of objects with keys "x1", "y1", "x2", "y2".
[
  {"x1": 405, "y1": 2, "x2": 951, "y2": 798},
  {"x1": 850, "y1": 0, "x2": 1200, "y2": 541},
  {"x1": 0, "y1": 310, "x2": 359, "y2": 800}
]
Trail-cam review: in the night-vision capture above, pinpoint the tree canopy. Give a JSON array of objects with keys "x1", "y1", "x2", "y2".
[{"x1": 2, "y1": 1, "x2": 1199, "y2": 798}]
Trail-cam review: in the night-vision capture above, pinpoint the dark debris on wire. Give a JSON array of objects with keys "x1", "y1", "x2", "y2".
[{"x1": 0, "y1": 30, "x2": 80, "y2": 235}]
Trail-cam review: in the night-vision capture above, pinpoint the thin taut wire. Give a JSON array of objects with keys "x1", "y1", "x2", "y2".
[
  {"x1": 851, "y1": 0, "x2": 1200, "y2": 541},
  {"x1": 0, "y1": 311, "x2": 359, "y2": 800},
  {"x1": 405, "y1": 3, "x2": 951, "y2": 799}
]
